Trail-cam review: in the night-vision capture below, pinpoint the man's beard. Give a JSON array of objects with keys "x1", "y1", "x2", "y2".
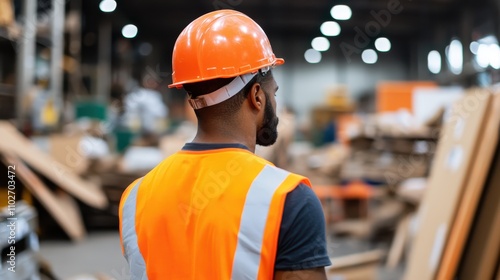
[{"x1": 256, "y1": 92, "x2": 279, "y2": 146}]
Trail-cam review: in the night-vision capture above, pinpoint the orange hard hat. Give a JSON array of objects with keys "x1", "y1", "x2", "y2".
[{"x1": 168, "y1": 9, "x2": 284, "y2": 89}]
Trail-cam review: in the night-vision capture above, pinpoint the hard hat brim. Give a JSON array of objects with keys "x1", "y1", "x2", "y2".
[{"x1": 168, "y1": 58, "x2": 284, "y2": 89}]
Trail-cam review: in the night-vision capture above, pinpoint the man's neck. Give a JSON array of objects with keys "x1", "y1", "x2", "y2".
[{"x1": 193, "y1": 122, "x2": 256, "y2": 153}]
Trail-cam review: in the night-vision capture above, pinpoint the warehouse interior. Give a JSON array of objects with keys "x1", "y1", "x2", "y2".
[{"x1": 0, "y1": 0, "x2": 500, "y2": 279}]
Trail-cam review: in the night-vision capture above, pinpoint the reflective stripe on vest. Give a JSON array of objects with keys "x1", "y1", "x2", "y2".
[
  {"x1": 121, "y1": 178, "x2": 148, "y2": 280},
  {"x1": 231, "y1": 165, "x2": 289, "y2": 279}
]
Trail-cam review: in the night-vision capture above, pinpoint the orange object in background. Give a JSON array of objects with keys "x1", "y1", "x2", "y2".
[
  {"x1": 341, "y1": 180, "x2": 372, "y2": 199},
  {"x1": 312, "y1": 185, "x2": 342, "y2": 200},
  {"x1": 341, "y1": 180, "x2": 373, "y2": 219},
  {"x1": 312, "y1": 182, "x2": 374, "y2": 222},
  {"x1": 312, "y1": 185, "x2": 343, "y2": 224},
  {"x1": 376, "y1": 81, "x2": 437, "y2": 113}
]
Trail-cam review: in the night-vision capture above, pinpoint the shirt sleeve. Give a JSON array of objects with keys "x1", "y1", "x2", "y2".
[{"x1": 275, "y1": 183, "x2": 332, "y2": 270}]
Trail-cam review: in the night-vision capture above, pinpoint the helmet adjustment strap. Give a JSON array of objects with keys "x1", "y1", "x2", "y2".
[{"x1": 188, "y1": 72, "x2": 257, "y2": 110}]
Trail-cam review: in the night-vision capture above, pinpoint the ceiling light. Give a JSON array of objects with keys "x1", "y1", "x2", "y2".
[
  {"x1": 122, "y1": 24, "x2": 138, "y2": 39},
  {"x1": 375, "y1": 37, "x2": 391, "y2": 52},
  {"x1": 477, "y1": 35, "x2": 498, "y2": 45},
  {"x1": 446, "y1": 39, "x2": 463, "y2": 75},
  {"x1": 476, "y1": 44, "x2": 490, "y2": 68},
  {"x1": 304, "y1": 49, "x2": 322, "y2": 63},
  {"x1": 361, "y1": 49, "x2": 377, "y2": 64},
  {"x1": 99, "y1": 0, "x2": 116, "y2": 13},
  {"x1": 311, "y1": 37, "x2": 330, "y2": 52},
  {"x1": 469, "y1": 41, "x2": 479, "y2": 55},
  {"x1": 427, "y1": 50, "x2": 441, "y2": 74},
  {"x1": 320, "y1": 21, "x2": 341, "y2": 36},
  {"x1": 488, "y1": 44, "x2": 500, "y2": 69},
  {"x1": 331, "y1": 5, "x2": 352, "y2": 20}
]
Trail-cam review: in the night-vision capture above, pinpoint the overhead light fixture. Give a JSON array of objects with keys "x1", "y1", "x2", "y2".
[
  {"x1": 427, "y1": 50, "x2": 441, "y2": 74},
  {"x1": 375, "y1": 37, "x2": 391, "y2": 52},
  {"x1": 477, "y1": 35, "x2": 499, "y2": 45},
  {"x1": 304, "y1": 49, "x2": 322, "y2": 63},
  {"x1": 446, "y1": 39, "x2": 463, "y2": 75},
  {"x1": 488, "y1": 44, "x2": 500, "y2": 69},
  {"x1": 361, "y1": 49, "x2": 377, "y2": 64},
  {"x1": 476, "y1": 44, "x2": 490, "y2": 68},
  {"x1": 311, "y1": 37, "x2": 330, "y2": 52},
  {"x1": 320, "y1": 21, "x2": 341, "y2": 37},
  {"x1": 122, "y1": 24, "x2": 138, "y2": 39},
  {"x1": 469, "y1": 41, "x2": 479, "y2": 55},
  {"x1": 99, "y1": 0, "x2": 117, "y2": 13},
  {"x1": 475, "y1": 35, "x2": 500, "y2": 69},
  {"x1": 331, "y1": 5, "x2": 352, "y2": 21}
]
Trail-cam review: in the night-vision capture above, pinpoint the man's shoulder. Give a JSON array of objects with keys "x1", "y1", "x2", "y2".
[
  {"x1": 282, "y1": 183, "x2": 319, "y2": 217},
  {"x1": 276, "y1": 183, "x2": 332, "y2": 270}
]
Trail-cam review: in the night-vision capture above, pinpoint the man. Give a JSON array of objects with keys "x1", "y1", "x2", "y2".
[{"x1": 119, "y1": 10, "x2": 331, "y2": 280}]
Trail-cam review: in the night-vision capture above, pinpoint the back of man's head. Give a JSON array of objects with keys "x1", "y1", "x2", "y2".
[{"x1": 183, "y1": 71, "x2": 274, "y2": 122}]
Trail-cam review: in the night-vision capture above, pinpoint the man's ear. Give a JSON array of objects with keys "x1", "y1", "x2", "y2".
[{"x1": 248, "y1": 83, "x2": 265, "y2": 111}]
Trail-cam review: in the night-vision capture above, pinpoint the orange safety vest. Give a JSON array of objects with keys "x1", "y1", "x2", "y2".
[{"x1": 119, "y1": 147, "x2": 311, "y2": 279}]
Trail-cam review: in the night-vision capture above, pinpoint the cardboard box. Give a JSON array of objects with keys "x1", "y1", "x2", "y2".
[
  {"x1": 436, "y1": 93, "x2": 500, "y2": 279},
  {"x1": 50, "y1": 134, "x2": 90, "y2": 175},
  {"x1": 456, "y1": 140, "x2": 500, "y2": 280},
  {"x1": 404, "y1": 89, "x2": 492, "y2": 280}
]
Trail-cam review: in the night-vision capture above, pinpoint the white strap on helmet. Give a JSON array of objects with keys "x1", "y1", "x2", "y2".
[{"x1": 188, "y1": 72, "x2": 257, "y2": 110}]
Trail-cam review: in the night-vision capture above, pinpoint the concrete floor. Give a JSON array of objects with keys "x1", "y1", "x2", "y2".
[
  {"x1": 39, "y1": 230, "x2": 404, "y2": 280},
  {"x1": 39, "y1": 231, "x2": 129, "y2": 279}
]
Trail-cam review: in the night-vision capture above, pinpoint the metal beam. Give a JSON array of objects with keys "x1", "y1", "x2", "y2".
[
  {"x1": 49, "y1": 0, "x2": 65, "y2": 125},
  {"x1": 15, "y1": 0, "x2": 37, "y2": 129},
  {"x1": 96, "y1": 19, "x2": 111, "y2": 103}
]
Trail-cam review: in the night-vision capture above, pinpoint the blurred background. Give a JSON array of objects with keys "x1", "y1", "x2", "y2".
[{"x1": 0, "y1": 0, "x2": 499, "y2": 279}]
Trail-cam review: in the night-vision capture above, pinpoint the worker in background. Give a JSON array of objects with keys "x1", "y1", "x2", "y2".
[
  {"x1": 119, "y1": 10, "x2": 331, "y2": 280},
  {"x1": 120, "y1": 69, "x2": 168, "y2": 134}
]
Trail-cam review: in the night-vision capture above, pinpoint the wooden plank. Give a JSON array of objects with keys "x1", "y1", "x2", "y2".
[
  {"x1": 456, "y1": 143, "x2": 500, "y2": 280},
  {"x1": 327, "y1": 250, "x2": 384, "y2": 280},
  {"x1": 386, "y1": 214, "x2": 410, "y2": 269},
  {"x1": 436, "y1": 94, "x2": 500, "y2": 279},
  {"x1": 328, "y1": 250, "x2": 384, "y2": 269},
  {"x1": 404, "y1": 89, "x2": 492, "y2": 280},
  {"x1": 0, "y1": 121, "x2": 107, "y2": 209},
  {"x1": 0, "y1": 153, "x2": 86, "y2": 241},
  {"x1": 54, "y1": 191, "x2": 86, "y2": 240},
  {"x1": 496, "y1": 257, "x2": 500, "y2": 280}
]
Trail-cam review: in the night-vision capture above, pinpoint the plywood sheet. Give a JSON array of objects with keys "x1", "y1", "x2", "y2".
[
  {"x1": 456, "y1": 143, "x2": 500, "y2": 280},
  {"x1": 0, "y1": 121, "x2": 107, "y2": 209},
  {"x1": 0, "y1": 153, "x2": 86, "y2": 240},
  {"x1": 436, "y1": 93, "x2": 500, "y2": 279},
  {"x1": 404, "y1": 89, "x2": 492, "y2": 280}
]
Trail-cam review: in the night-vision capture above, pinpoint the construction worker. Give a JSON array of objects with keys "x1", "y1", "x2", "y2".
[{"x1": 119, "y1": 10, "x2": 331, "y2": 280}]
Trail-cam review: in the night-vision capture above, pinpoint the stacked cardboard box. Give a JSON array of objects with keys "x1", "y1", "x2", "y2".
[{"x1": 340, "y1": 123, "x2": 437, "y2": 186}]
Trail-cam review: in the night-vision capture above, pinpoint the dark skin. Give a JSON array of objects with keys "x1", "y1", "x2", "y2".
[
  {"x1": 274, "y1": 268, "x2": 328, "y2": 280},
  {"x1": 192, "y1": 78, "x2": 278, "y2": 153},
  {"x1": 192, "y1": 76, "x2": 328, "y2": 280}
]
